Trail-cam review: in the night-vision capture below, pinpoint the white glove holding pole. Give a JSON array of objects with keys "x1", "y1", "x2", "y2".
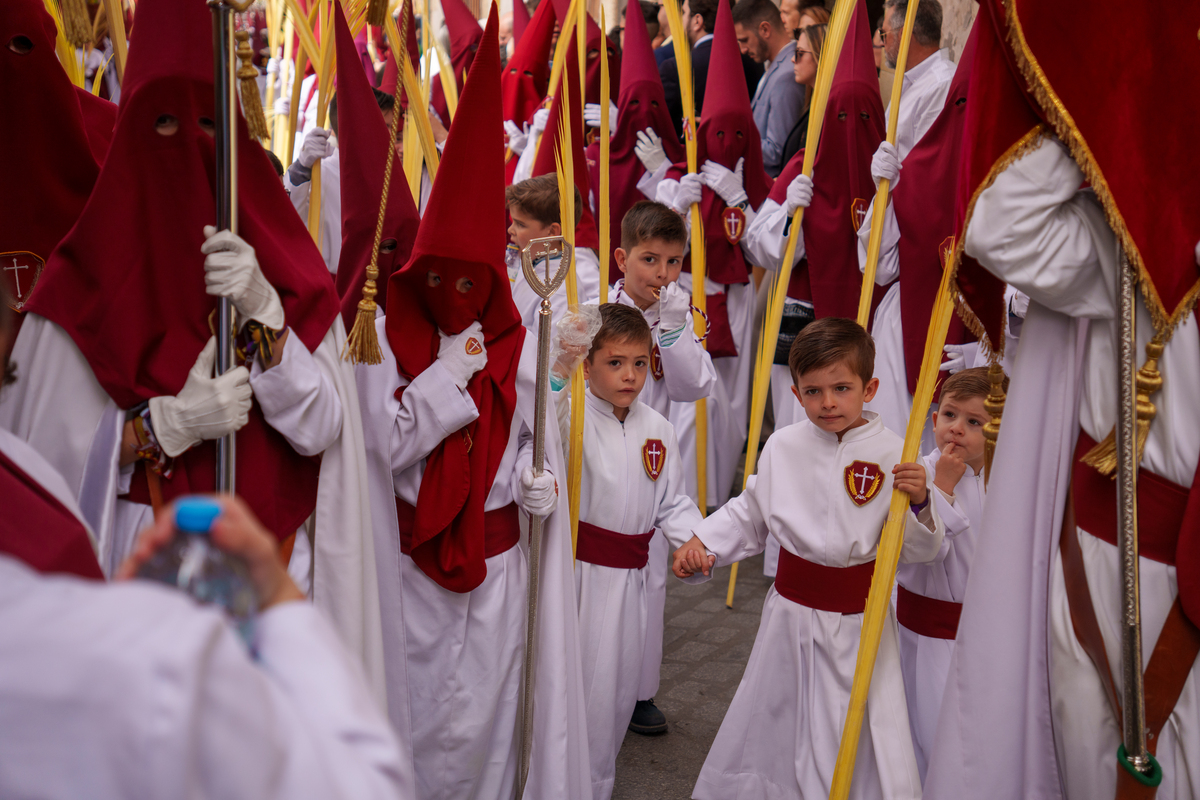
[
  {"x1": 273, "y1": 97, "x2": 290, "y2": 117},
  {"x1": 267, "y1": 57, "x2": 280, "y2": 76},
  {"x1": 940, "y1": 343, "x2": 969, "y2": 374},
  {"x1": 530, "y1": 107, "x2": 551, "y2": 138},
  {"x1": 518, "y1": 465, "x2": 558, "y2": 516},
  {"x1": 657, "y1": 281, "x2": 691, "y2": 334},
  {"x1": 298, "y1": 127, "x2": 335, "y2": 168},
  {"x1": 701, "y1": 157, "x2": 747, "y2": 207},
  {"x1": 504, "y1": 120, "x2": 529, "y2": 154},
  {"x1": 583, "y1": 101, "x2": 619, "y2": 134},
  {"x1": 871, "y1": 141, "x2": 901, "y2": 190},
  {"x1": 437, "y1": 321, "x2": 488, "y2": 390},
  {"x1": 149, "y1": 337, "x2": 253, "y2": 458},
  {"x1": 202, "y1": 226, "x2": 286, "y2": 330},
  {"x1": 635, "y1": 128, "x2": 667, "y2": 174},
  {"x1": 785, "y1": 173, "x2": 814, "y2": 214},
  {"x1": 670, "y1": 173, "x2": 705, "y2": 215}
]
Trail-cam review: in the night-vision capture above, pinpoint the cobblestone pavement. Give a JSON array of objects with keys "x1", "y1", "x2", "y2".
[{"x1": 612, "y1": 552, "x2": 773, "y2": 799}]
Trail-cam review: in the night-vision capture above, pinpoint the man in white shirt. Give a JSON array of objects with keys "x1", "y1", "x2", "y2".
[
  {"x1": 879, "y1": 0, "x2": 956, "y2": 159},
  {"x1": 734, "y1": 0, "x2": 807, "y2": 177}
]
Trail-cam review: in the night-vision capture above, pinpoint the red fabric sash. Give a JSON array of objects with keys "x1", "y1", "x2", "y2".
[
  {"x1": 575, "y1": 522, "x2": 655, "y2": 570},
  {"x1": 0, "y1": 449, "x2": 103, "y2": 580},
  {"x1": 775, "y1": 547, "x2": 875, "y2": 614},
  {"x1": 395, "y1": 499, "x2": 519, "y2": 564},
  {"x1": 896, "y1": 584, "x2": 962, "y2": 640}
]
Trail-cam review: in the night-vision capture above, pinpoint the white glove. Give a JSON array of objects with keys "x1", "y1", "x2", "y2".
[
  {"x1": 267, "y1": 57, "x2": 280, "y2": 75},
  {"x1": 701, "y1": 157, "x2": 747, "y2": 207},
  {"x1": 148, "y1": 337, "x2": 253, "y2": 458},
  {"x1": 939, "y1": 343, "x2": 968, "y2": 374},
  {"x1": 670, "y1": 173, "x2": 705, "y2": 215},
  {"x1": 1009, "y1": 290, "x2": 1030, "y2": 320},
  {"x1": 530, "y1": 107, "x2": 551, "y2": 137},
  {"x1": 871, "y1": 141, "x2": 901, "y2": 189},
  {"x1": 437, "y1": 321, "x2": 487, "y2": 389},
  {"x1": 504, "y1": 120, "x2": 529, "y2": 154},
  {"x1": 635, "y1": 128, "x2": 667, "y2": 174},
  {"x1": 785, "y1": 173, "x2": 814, "y2": 214},
  {"x1": 273, "y1": 97, "x2": 290, "y2": 117},
  {"x1": 1195, "y1": 239, "x2": 1200, "y2": 266},
  {"x1": 298, "y1": 127, "x2": 335, "y2": 168},
  {"x1": 583, "y1": 101, "x2": 618, "y2": 134},
  {"x1": 518, "y1": 465, "x2": 558, "y2": 516},
  {"x1": 201, "y1": 226, "x2": 285, "y2": 330},
  {"x1": 657, "y1": 281, "x2": 690, "y2": 333}
]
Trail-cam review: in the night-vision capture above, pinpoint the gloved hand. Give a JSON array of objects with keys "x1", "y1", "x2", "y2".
[
  {"x1": 657, "y1": 281, "x2": 691, "y2": 333},
  {"x1": 1008, "y1": 289, "x2": 1030, "y2": 320},
  {"x1": 273, "y1": 96, "x2": 290, "y2": 118},
  {"x1": 870, "y1": 141, "x2": 901, "y2": 189},
  {"x1": 583, "y1": 101, "x2": 619, "y2": 134},
  {"x1": 518, "y1": 465, "x2": 558, "y2": 517},
  {"x1": 701, "y1": 157, "x2": 747, "y2": 207},
  {"x1": 202, "y1": 226, "x2": 285, "y2": 330},
  {"x1": 504, "y1": 120, "x2": 529, "y2": 154},
  {"x1": 437, "y1": 321, "x2": 488, "y2": 389},
  {"x1": 298, "y1": 127, "x2": 335, "y2": 168},
  {"x1": 635, "y1": 128, "x2": 667, "y2": 174},
  {"x1": 149, "y1": 337, "x2": 253, "y2": 458},
  {"x1": 939, "y1": 343, "x2": 969, "y2": 374},
  {"x1": 785, "y1": 173, "x2": 814, "y2": 214},
  {"x1": 670, "y1": 173, "x2": 705, "y2": 215},
  {"x1": 530, "y1": 107, "x2": 551, "y2": 137},
  {"x1": 551, "y1": 306, "x2": 602, "y2": 382},
  {"x1": 267, "y1": 57, "x2": 280, "y2": 76}
]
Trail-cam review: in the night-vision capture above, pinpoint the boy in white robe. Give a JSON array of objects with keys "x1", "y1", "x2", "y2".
[
  {"x1": 674, "y1": 317, "x2": 944, "y2": 800},
  {"x1": 550, "y1": 303, "x2": 704, "y2": 800}
]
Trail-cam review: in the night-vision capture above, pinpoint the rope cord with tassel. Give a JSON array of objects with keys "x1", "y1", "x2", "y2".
[
  {"x1": 236, "y1": 30, "x2": 271, "y2": 141},
  {"x1": 1082, "y1": 333, "x2": 1164, "y2": 475},
  {"x1": 58, "y1": 0, "x2": 92, "y2": 48}
]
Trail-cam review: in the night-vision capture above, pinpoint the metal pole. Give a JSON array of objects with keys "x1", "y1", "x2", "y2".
[
  {"x1": 1116, "y1": 248, "x2": 1148, "y2": 770},
  {"x1": 212, "y1": 3, "x2": 237, "y2": 493}
]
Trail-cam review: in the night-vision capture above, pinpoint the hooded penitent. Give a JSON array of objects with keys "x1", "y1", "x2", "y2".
[
  {"x1": 333, "y1": 0, "x2": 420, "y2": 333},
  {"x1": 430, "y1": 0, "x2": 483, "y2": 126},
  {"x1": 583, "y1": 12, "x2": 620, "y2": 107},
  {"x1": 512, "y1": 0, "x2": 531, "y2": 46},
  {"x1": 385, "y1": 6, "x2": 525, "y2": 594},
  {"x1": 771, "y1": 0, "x2": 883, "y2": 321},
  {"x1": 665, "y1": 0, "x2": 771, "y2": 286},
  {"x1": 587, "y1": 0, "x2": 682, "y2": 278},
  {"x1": 892, "y1": 22, "x2": 977, "y2": 394},
  {"x1": 532, "y1": 31, "x2": 600, "y2": 250},
  {"x1": 377, "y1": 0, "x2": 421, "y2": 107},
  {"x1": 26, "y1": 0, "x2": 341, "y2": 541},
  {"x1": 501, "y1": 0, "x2": 555, "y2": 130}
]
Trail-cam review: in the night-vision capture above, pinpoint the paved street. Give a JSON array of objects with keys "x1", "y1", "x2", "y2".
[{"x1": 612, "y1": 552, "x2": 773, "y2": 799}]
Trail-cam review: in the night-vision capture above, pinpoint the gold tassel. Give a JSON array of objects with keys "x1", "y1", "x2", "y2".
[
  {"x1": 367, "y1": 0, "x2": 390, "y2": 28},
  {"x1": 1082, "y1": 334, "x2": 1164, "y2": 476},
  {"x1": 982, "y1": 358, "x2": 1007, "y2": 487},
  {"x1": 235, "y1": 31, "x2": 271, "y2": 141},
  {"x1": 60, "y1": 0, "x2": 93, "y2": 48}
]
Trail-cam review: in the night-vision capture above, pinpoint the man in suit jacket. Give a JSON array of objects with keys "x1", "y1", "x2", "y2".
[{"x1": 659, "y1": 0, "x2": 763, "y2": 138}]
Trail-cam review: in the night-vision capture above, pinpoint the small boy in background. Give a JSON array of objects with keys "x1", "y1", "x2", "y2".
[
  {"x1": 896, "y1": 366, "x2": 1006, "y2": 781},
  {"x1": 504, "y1": 174, "x2": 601, "y2": 332},
  {"x1": 551, "y1": 303, "x2": 703, "y2": 800},
  {"x1": 674, "y1": 317, "x2": 944, "y2": 800}
]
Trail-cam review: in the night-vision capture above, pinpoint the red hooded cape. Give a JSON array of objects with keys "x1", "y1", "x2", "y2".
[
  {"x1": 532, "y1": 32, "x2": 600, "y2": 251},
  {"x1": 27, "y1": 0, "x2": 341, "y2": 542},
  {"x1": 771, "y1": 0, "x2": 882, "y2": 320},
  {"x1": 501, "y1": 0, "x2": 555, "y2": 129},
  {"x1": 377, "y1": 0, "x2": 422, "y2": 108},
  {"x1": 385, "y1": 7, "x2": 526, "y2": 594},
  {"x1": 333, "y1": 1, "x2": 420, "y2": 333},
  {"x1": 665, "y1": 0, "x2": 771, "y2": 286},
  {"x1": 512, "y1": 0, "x2": 531, "y2": 47},
  {"x1": 430, "y1": 0, "x2": 483, "y2": 125},
  {"x1": 583, "y1": 13, "x2": 620, "y2": 107},
  {"x1": 892, "y1": 23, "x2": 977, "y2": 394},
  {"x1": 75, "y1": 89, "x2": 117, "y2": 163}
]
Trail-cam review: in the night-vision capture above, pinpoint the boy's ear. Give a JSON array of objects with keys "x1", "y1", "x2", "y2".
[
  {"x1": 929, "y1": 407, "x2": 939, "y2": 431},
  {"x1": 614, "y1": 248, "x2": 628, "y2": 274},
  {"x1": 862, "y1": 376, "x2": 880, "y2": 403},
  {"x1": 582, "y1": 356, "x2": 592, "y2": 380},
  {"x1": 790, "y1": 384, "x2": 801, "y2": 403},
  {"x1": 549, "y1": 222, "x2": 562, "y2": 237}
]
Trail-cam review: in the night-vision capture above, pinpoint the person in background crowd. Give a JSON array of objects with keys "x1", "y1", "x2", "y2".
[{"x1": 733, "y1": 0, "x2": 807, "y2": 176}]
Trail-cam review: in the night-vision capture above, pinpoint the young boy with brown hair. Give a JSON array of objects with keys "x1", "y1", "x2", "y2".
[
  {"x1": 896, "y1": 366, "x2": 1008, "y2": 780},
  {"x1": 550, "y1": 303, "x2": 704, "y2": 800},
  {"x1": 504, "y1": 174, "x2": 601, "y2": 332},
  {"x1": 674, "y1": 317, "x2": 944, "y2": 800}
]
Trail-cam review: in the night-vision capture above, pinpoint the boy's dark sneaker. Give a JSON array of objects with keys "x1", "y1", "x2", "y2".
[{"x1": 628, "y1": 699, "x2": 668, "y2": 735}]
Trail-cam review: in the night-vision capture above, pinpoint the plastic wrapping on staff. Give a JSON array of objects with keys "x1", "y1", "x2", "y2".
[{"x1": 550, "y1": 304, "x2": 603, "y2": 381}]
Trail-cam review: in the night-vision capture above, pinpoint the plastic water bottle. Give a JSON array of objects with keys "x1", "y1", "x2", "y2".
[{"x1": 137, "y1": 497, "x2": 258, "y2": 649}]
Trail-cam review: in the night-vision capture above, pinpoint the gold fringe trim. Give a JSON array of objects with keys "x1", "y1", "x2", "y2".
[
  {"x1": 1081, "y1": 334, "x2": 1164, "y2": 476},
  {"x1": 59, "y1": 0, "x2": 93, "y2": 48},
  {"x1": 236, "y1": 31, "x2": 271, "y2": 141},
  {"x1": 1002, "y1": 0, "x2": 1200, "y2": 338}
]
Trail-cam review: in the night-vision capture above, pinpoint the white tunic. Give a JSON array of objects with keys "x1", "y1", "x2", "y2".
[
  {"x1": 0, "y1": 556, "x2": 404, "y2": 800},
  {"x1": 286, "y1": 146, "x2": 343, "y2": 274},
  {"x1": 692, "y1": 413, "x2": 943, "y2": 800},
  {"x1": 556, "y1": 387, "x2": 703, "y2": 800},
  {"x1": 506, "y1": 246, "x2": 602, "y2": 335},
  {"x1": 895, "y1": 448, "x2": 984, "y2": 782},
  {"x1": 892, "y1": 49, "x2": 956, "y2": 160},
  {"x1": 925, "y1": 136, "x2": 1200, "y2": 800},
  {"x1": 355, "y1": 319, "x2": 592, "y2": 800}
]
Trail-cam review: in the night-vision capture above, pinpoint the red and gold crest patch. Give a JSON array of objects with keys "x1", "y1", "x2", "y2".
[
  {"x1": 650, "y1": 344, "x2": 664, "y2": 381},
  {"x1": 642, "y1": 439, "x2": 666, "y2": 481},
  {"x1": 464, "y1": 337, "x2": 483, "y2": 356},
  {"x1": 850, "y1": 198, "x2": 870, "y2": 231},
  {"x1": 844, "y1": 460, "x2": 884, "y2": 506},
  {"x1": 2, "y1": 251, "x2": 44, "y2": 312},
  {"x1": 722, "y1": 206, "x2": 747, "y2": 244}
]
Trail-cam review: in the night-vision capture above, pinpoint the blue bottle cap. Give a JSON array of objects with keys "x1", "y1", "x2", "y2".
[{"x1": 174, "y1": 497, "x2": 222, "y2": 534}]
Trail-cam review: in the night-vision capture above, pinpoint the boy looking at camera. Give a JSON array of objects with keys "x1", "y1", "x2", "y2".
[
  {"x1": 551, "y1": 303, "x2": 703, "y2": 800},
  {"x1": 674, "y1": 317, "x2": 944, "y2": 800}
]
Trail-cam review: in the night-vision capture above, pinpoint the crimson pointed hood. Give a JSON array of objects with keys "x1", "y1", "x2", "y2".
[
  {"x1": 380, "y1": 0, "x2": 425, "y2": 106},
  {"x1": 512, "y1": 0, "x2": 531, "y2": 46},
  {"x1": 27, "y1": 0, "x2": 339, "y2": 541},
  {"x1": 584, "y1": 13, "x2": 620, "y2": 106},
  {"x1": 333, "y1": 1, "x2": 420, "y2": 333},
  {"x1": 502, "y1": 0, "x2": 555, "y2": 126},
  {"x1": 431, "y1": 0, "x2": 484, "y2": 124}
]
